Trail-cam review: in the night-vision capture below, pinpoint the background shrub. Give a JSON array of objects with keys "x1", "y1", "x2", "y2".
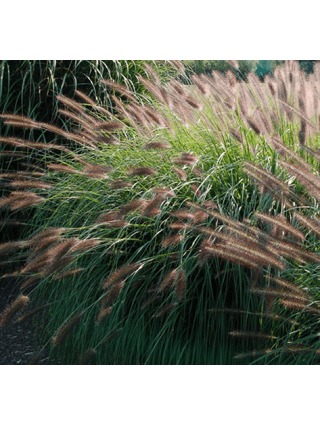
[{"x1": 183, "y1": 60, "x2": 320, "y2": 81}]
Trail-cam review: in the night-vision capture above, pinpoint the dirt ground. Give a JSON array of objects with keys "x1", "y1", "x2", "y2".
[{"x1": 0, "y1": 276, "x2": 50, "y2": 365}]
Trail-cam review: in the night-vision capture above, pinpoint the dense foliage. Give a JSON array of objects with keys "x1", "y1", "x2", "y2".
[
  {"x1": 2, "y1": 60, "x2": 320, "y2": 364},
  {"x1": 0, "y1": 60, "x2": 179, "y2": 245},
  {"x1": 183, "y1": 60, "x2": 319, "y2": 80}
]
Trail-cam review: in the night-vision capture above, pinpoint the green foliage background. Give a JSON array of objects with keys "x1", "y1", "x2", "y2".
[{"x1": 183, "y1": 60, "x2": 318, "y2": 80}]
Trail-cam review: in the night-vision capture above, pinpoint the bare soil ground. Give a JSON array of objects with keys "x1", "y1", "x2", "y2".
[{"x1": 0, "y1": 276, "x2": 51, "y2": 365}]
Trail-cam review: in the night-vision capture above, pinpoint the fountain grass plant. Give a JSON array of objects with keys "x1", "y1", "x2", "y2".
[
  {"x1": 0, "y1": 60, "x2": 180, "y2": 247},
  {"x1": 2, "y1": 60, "x2": 320, "y2": 364}
]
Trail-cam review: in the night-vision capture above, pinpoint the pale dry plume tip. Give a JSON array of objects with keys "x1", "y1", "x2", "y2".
[{"x1": 226, "y1": 60, "x2": 239, "y2": 69}]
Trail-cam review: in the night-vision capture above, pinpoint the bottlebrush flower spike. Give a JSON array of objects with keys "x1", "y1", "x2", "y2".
[{"x1": 51, "y1": 311, "x2": 84, "y2": 346}]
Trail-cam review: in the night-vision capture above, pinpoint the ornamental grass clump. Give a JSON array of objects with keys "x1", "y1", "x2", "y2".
[{"x1": 3, "y1": 60, "x2": 320, "y2": 364}]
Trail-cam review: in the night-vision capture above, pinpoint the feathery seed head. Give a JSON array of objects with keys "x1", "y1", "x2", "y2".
[
  {"x1": 0, "y1": 192, "x2": 41, "y2": 210},
  {"x1": 229, "y1": 330, "x2": 277, "y2": 340},
  {"x1": 293, "y1": 213, "x2": 320, "y2": 239},
  {"x1": 51, "y1": 311, "x2": 84, "y2": 346},
  {"x1": 279, "y1": 299, "x2": 320, "y2": 315},
  {"x1": 102, "y1": 263, "x2": 142, "y2": 290},
  {"x1": 20, "y1": 275, "x2": 42, "y2": 291},
  {"x1": 93, "y1": 122, "x2": 125, "y2": 131},
  {"x1": 191, "y1": 184, "x2": 202, "y2": 197},
  {"x1": 101, "y1": 281, "x2": 125, "y2": 307},
  {"x1": 9, "y1": 181, "x2": 53, "y2": 190},
  {"x1": 143, "y1": 208, "x2": 161, "y2": 218},
  {"x1": 10, "y1": 195, "x2": 45, "y2": 211},
  {"x1": 0, "y1": 295, "x2": 30, "y2": 327},
  {"x1": 144, "y1": 195, "x2": 165, "y2": 210},
  {"x1": 192, "y1": 211, "x2": 209, "y2": 223},
  {"x1": 169, "y1": 222, "x2": 187, "y2": 230},
  {"x1": 185, "y1": 96, "x2": 203, "y2": 110},
  {"x1": 173, "y1": 167, "x2": 187, "y2": 181},
  {"x1": 0, "y1": 241, "x2": 26, "y2": 256},
  {"x1": 102, "y1": 220, "x2": 129, "y2": 228},
  {"x1": 27, "y1": 228, "x2": 66, "y2": 245},
  {"x1": 168, "y1": 80, "x2": 189, "y2": 97},
  {"x1": 79, "y1": 349, "x2": 97, "y2": 365},
  {"x1": 144, "y1": 142, "x2": 171, "y2": 150},
  {"x1": 172, "y1": 154, "x2": 198, "y2": 166},
  {"x1": 44, "y1": 255, "x2": 74, "y2": 276},
  {"x1": 74, "y1": 90, "x2": 98, "y2": 106},
  {"x1": 82, "y1": 164, "x2": 113, "y2": 175},
  {"x1": 120, "y1": 199, "x2": 148, "y2": 215},
  {"x1": 96, "y1": 307, "x2": 112, "y2": 324},
  {"x1": 202, "y1": 200, "x2": 218, "y2": 210},
  {"x1": 191, "y1": 74, "x2": 211, "y2": 96},
  {"x1": 246, "y1": 117, "x2": 263, "y2": 135},
  {"x1": 0, "y1": 219, "x2": 26, "y2": 226},
  {"x1": 96, "y1": 211, "x2": 121, "y2": 224},
  {"x1": 99, "y1": 79, "x2": 136, "y2": 101},
  {"x1": 93, "y1": 135, "x2": 120, "y2": 146},
  {"x1": 30, "y1": 237, "x2": 62, "y2": 255},
  {"x1": 127, "y1": 167, "x2": 157, "y2": 176},
  {"x1": 175, "y1": 269, "x2": 186, "y2": 300},
  {"x1": 56, "y1": 95, "x2": 87, "y2": 114},
  {"x1": 226, "y1": 60, "x2": 239, "y2": 69},
  {"x1": 69, "y1": 238, "x2": 101, "y2": 253},
  {"x1": 108, "y1": 180, "x2": 133, "y2": 189},
  {"x1": 169, "y1": 60, "x2": 185, "y2": 73},
  {"x1": 158, "y1": 269, "x2": 178, "y2": 292},
  {"x1": 47, "y1": 164, "x2": 79, "y2": 174},
  {"x1": 152, "y1": 187, "x2": 175, "y2": 197},
  {"x1": 171, "y1": 210, "x2": 194, "y2": 220},
  {"x1": 161, "y1": 234, "x2": 184, "y2": 247},
  {"x1": 198, "y1": 239, "x2": 215, "y2": 264},
  {"x1": 143, "y1": 62, "x2": 161, "y2": 84},
  {"x1": 250, "y1": 287, "x2": 309, "y2": 304}
]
